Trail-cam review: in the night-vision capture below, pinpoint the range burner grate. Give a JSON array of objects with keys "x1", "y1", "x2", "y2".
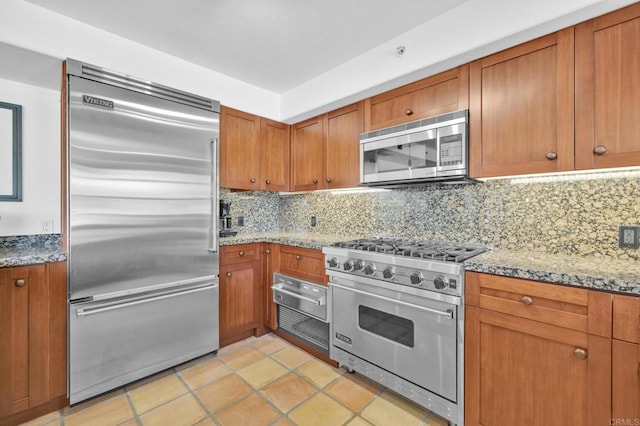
[{"x1": 332, "y1": 238, "x2": 487, "y2": 263}]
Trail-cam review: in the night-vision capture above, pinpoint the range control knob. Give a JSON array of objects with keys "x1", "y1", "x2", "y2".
[
  {"x1": 409, "y1": 271, "x2": 424, "y2": 285},
  {"x1": 382, "y1": 266, "x2": 394, "y2": 279},
  {"x1": 353, "y1": 260, "x2": 364, "y2": 271},
  {"x1": 327, "y1": 257, "x2": 338, "y2": 268},
  {"x1": 343, "y1": 260, "x2": 354, "y2": 271},
  {"x1": 364, "y1": 263, "x2": 376, "y2": 275},
  {"x1": 433, "y1": 276, "x2": 448, "y2": 290}
]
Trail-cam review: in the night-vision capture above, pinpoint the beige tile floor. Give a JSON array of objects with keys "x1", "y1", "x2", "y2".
[{"x1": 21, "y1": 333, "x2": 448, "y2": 426}]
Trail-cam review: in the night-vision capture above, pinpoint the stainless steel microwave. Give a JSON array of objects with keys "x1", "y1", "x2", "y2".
[{"x1": 360, "y1": 110, "x2": 469, "y2": 186}]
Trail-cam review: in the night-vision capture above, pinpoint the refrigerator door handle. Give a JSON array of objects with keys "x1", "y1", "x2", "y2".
[
  {"x1": 208, "y1": 137, "x2": 219, "y2": 254},
  {"x1": 76, "y1": 283, "x2": 218, "y2": 318}
]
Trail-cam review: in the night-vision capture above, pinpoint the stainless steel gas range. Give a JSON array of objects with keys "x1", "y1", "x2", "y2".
[{"x1": 323, "y1": 238, "x2": 488, "y2": 426}]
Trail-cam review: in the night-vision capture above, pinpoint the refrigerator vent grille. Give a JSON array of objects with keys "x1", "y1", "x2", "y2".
[
  {"x1": 278, "y1": 305, "x2": 329, "y2": 353},
  {"x1": 67, "y1": 58, "x2": 219, "y2": 112}
]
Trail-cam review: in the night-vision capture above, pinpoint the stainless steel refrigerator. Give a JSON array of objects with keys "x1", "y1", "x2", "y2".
[{"x1": 66, "y1": 59, "x2": 220, "y2": 404}]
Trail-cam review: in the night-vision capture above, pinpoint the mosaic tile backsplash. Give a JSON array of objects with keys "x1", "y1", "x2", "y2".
[{"x1": 223, "y1": 175, "x2": 640, "y2": 260}]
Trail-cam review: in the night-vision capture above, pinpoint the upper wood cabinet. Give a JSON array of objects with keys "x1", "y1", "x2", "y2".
[
  {"x1": 291, "y1": 102, "x2": 363, "y2": 191},
  {"x1": 363, "y1": 65, "x2": 469, "y2": 131},
  {"x1": 469, "y1": 29, "x2": 575, "y2": 178},
  {"x1": 220, "y1": 106, "x2": 290, "y2": 191},
  {"x1": 575, "y1": 3, "x2": 640, "y2": 170},
  {"x1": 261, "y1": 118, "x2": 290, "y2": 191},
  {"x1": 325, "y1": 103, "x2": 363, "y2": 189},
  {"x1": 220, "y1": 106, "x2": 261, "y2": 190},
  {"x1": 0, "y1": 262, "x2": 67, "y2": 421},
  {"x1": 465, "y1": 272, "x2": 611, "y2": 426},
  {"x1": 291, "y1": 115, "x2": 325, "y2": 192}
]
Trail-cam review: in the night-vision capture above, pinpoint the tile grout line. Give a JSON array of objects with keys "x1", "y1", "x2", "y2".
[
  {"x1": 173, "y1": 367, "x2": 221, "y2": 425},
  {"x1": 122, "y1": 383, "x2": 142, "y2": 426}
]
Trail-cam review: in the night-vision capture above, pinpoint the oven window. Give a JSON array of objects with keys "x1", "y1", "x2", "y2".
[{"x1": 358, "y1": 305, "x2": 414, "y2": 348}]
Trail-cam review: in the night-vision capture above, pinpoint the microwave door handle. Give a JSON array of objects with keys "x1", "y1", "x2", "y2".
[
  {"x1": 271, "y1": 285, "x2": 325, "y2": 306},
  {"x1": 330, "y1": 282, "x2": 454, "y2": 318}
]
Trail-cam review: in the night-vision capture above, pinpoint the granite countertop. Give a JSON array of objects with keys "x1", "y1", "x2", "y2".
[
  {"x1": 0, "y1": 235, "x2": 67, "y2": 268},
  {"x1": 464, "y1": 249, "x2": 640, "y2": 295},
  {"x1": 219, "y1": 232, "x2": 356, "y2": 251}
]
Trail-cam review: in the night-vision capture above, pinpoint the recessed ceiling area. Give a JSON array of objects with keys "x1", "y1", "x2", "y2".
[{"x1": 24, "y1": 0, "x2": 469, "y2": 93}]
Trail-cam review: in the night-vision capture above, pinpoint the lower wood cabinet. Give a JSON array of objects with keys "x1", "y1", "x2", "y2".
[
  {"x1": 263, "y1": 243, "x2": 279, "y2": 330},
  {"x1": 0, "y1": 262, "x2": 67, "y2": 424},
  {"x1": 278, "y1": 245, "x2": 326, "y2": 284},
  {"x1": 219, "y1": 244, "x2": 265, "y2": 346},
  {"x1": 465, "y1": 272, "x2": 611, "y2": 426},
  {"x1": 612, "y1": 294, "x2": 640, "y2": 421}
]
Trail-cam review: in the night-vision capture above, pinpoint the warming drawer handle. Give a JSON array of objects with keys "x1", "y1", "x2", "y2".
[
  {"x1": 271, "y1": 285, "x2": 325, "y2": 306},
  {"x1": 76, "y1": 284, "x2": 217, "y2": 318},
  {"x1": 330, "y1": 282, "x2": 454, "y2": 319}
]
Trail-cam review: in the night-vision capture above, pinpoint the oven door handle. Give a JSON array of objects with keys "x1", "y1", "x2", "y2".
[
  {"x1": 330, "y1": 282, "x2": 454, "y2": 319},
  {"x1": 271, "y1": 285, "x2": 325, "y2": 306}
]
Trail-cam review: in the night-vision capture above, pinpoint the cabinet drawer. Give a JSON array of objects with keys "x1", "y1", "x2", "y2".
[
  {"x1": 278, "y1": 245, "x2": 326, "y2": 284},
  {"x1": 466, "y1": 272, "x2": 611, "y2": 335},
  {"x1": 364, "y1": 65, "x2": 468, "y2": 131},
  {"x1": 613, "y1": 294, "x2": 640, "y2": 343},
  {"x1": 220, "y1": 243, "x2": 261, "y2": 265}
]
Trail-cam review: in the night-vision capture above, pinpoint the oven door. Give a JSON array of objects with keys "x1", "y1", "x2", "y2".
[{"x1": 330, "y1": 276, "x2": 458, "y2": 402}]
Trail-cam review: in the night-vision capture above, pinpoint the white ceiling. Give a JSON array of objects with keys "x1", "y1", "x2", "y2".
[{"x1": 24, "y1": 0, "x2": 469, "y2": 93}]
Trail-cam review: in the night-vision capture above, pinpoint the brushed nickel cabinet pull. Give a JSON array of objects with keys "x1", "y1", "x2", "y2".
[
  {"x1": 521, "y1": 296, "x2": 533, "y2": 306},
  {"x1": 239, "y1": 251, "x2": 245, "y2": 257},
  {"x1": 574, "y1": 348, "x2": 587, "y2": 360},
  {"x1": 593, "y1": 145, "x2": 607, "y2": 155},
  {"x1": 545, "y1": 152, "x2": 557, "y2": 160},
  {"x1": 15, "y1": 279, "x2": 26, "y2": 287},
  {"x1": 405, "y1": 108, "x2": 413, "y2": 116},
  {"x1": 226, "y1": 272, "x2": 232, "y2": 277}
]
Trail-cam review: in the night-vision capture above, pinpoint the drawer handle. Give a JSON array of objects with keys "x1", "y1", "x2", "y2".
[
  {"x1": 312, "y1": 179, "x2": 318, "y2": 184},
  {"x1": 266, "y1": 249, "x2": 271, "y2": 255},
  {"x1": 226, "y1": 272, "x2": 232, "y2": 277},
  {"x1": 250, "y1": 177, "x2": 256, "y2": 183},
  {"x1": 15, "y1": 279, "x2": 26, "y2": 287},
  {"x1": 545, "y1": 151, "x2": 557, "y2": 160},
  {"x1": 521, "y1": 296, "x2": 533, "y2": 306},
  {"x1": 593, "y1": 145, "x2": 607, "y2": 155},
  {"x1": 574, "y1": 348, "x2": 587, "y2": 360},
  {"x1": 295, "y1": 255, "x2": 301, "y2": 261},
  {"x1": 239, "y1": 251, "x2": 245, "y2": 257},
  {"x1": 266, "y1": 179, "x2": 271, "y2": 185},
  {"x1": 405, "y1": 108, "x2": 413, "y2": 116},
  {"x1": 326, "y1": 177, "x2": 332, "y2": 183}
]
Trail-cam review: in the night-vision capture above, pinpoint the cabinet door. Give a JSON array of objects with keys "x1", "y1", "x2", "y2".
[
  {"x1": 469, "y1": 29, "x2": 574, "y2": 178},
  {"x1": 575, "y1": 3, "x2": 640, "y2": 169},
  {"x1": 260, "y1": 118, "x2": 290, "y2": 192},
  {"x1": 325, "y1": 102, "x2": 363, "y2": 190},
  {"x1": 613, "y1": 339, "x2": 640, "y2": 420},
  {"x1": 219, "y1": 261, "x2": 262, "y2": 340},
  {"x1": 263, "y1": 243, "x2": 279, "y2": 330},
  {"x1": 364, "y1": 65, "x2": 469, "y2": 131},
  {"x1": 291, "y1": 115, "x2": 325, "y2": 191},
  {"x1": 0, "y1": 263, "x2": 66, "y2": 418},
  {"x1": 220, "y1": 106, "x2": 260, "y2": 190},
  {"x1": 465, "y1": 306, "x2": 610, "y2": 426}
]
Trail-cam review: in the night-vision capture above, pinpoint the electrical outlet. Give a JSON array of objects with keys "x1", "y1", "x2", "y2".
[
  {"x1": 237, "y1": 216, "x2": 244, "y2": 227},
  {"x1": 619, "y1": 225, "x2": 640, "y2": 249},
  {"x1": 311, "y1": 216, "x2": 317, "y2": 227},
  {"x1": 41, "y1": 218, "x2": 54, "y2": 234}
]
